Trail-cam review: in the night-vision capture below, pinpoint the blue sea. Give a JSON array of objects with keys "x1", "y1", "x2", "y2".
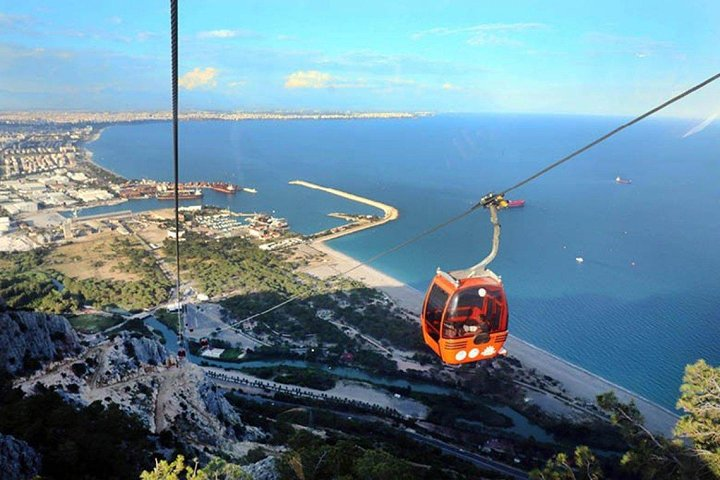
[{"x1": 87, "y1": 115, "x2": 720, "y2": 410}]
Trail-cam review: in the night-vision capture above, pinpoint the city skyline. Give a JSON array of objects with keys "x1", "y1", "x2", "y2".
[{"x1": 1, "y1": 1, "x2": 719, "y2": 118}]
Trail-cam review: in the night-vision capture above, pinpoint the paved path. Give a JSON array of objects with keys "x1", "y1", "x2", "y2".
[{"x1": 405, "y1": 431, "x2": 529, "y2": 479}]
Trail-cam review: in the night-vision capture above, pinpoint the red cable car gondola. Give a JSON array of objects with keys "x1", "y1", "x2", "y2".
[{"x1": 421, "y1": 200, "x2": 509, "y2": 364}]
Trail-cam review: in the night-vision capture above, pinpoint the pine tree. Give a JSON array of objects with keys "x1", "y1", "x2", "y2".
[{"x1": 675, "y1": 359, "x2": 720, "y2": 477}]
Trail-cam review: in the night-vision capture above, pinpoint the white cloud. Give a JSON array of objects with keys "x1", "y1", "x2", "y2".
[
  {"x1": 108, "y1": 16, "x2": 123, "y2": 25},
  {"x1": 412, "y1": 22, "x2": 547, "y2": 46},
  {"x1": 682, "y1": 113, "x2": 718, "y2": 138},
  {"x1": 315, "y1": 49, "x2": 485, "y2": 75},
  {"x1": 227, "y1": 80, "x2": 247, "y2": 88},
  {"x1": 0, "y1": 12, "x2": 32, "y2": 29},
  {"x1": 179, "y1": 67, "x2": 218, "y2": 90},
  {"x1": 283, "y1": 70, "x2": 384, "y2": 89},
  {"x1": 442, "y1": 82, "x2": 459, "y2": 91},
  {"x1": 285, "y1": 70, "x2": 333, "y2": 89},
  {"x1": 197, "y1": 29, "x2": 257, "y2": 39},
  {"x1": 136, "y1": 31, "x2": 158, "y2": 42},
  {"x1": 584, "y1": 32, "x2": 674, "y2": 57}
]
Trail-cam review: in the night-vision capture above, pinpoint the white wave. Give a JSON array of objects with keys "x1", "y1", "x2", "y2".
[{"x1": 682, "y1": 113, "x2": 718, "y2": 138}]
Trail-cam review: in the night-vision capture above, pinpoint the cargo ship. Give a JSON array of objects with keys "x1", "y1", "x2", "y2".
[
  {"x1": 157, "y1": 188, "x2": 203, "y2": 200},
  {"x1": 208, "y1": 183, "x2": 239, "y2": 194},
  {"x1": 119, "y1": 184, "x2": 157, "y2": 199},
  {"x1": 506, "y1": 199, "x2": 525, "y2": 208},
  {"x1": 615, "y1": 176, "x2": 632, "y2": 184}
]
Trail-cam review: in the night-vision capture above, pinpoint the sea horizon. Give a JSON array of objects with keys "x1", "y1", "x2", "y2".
[{"x1": 85, "y1": 113, "x2": 720, "y2": 410}]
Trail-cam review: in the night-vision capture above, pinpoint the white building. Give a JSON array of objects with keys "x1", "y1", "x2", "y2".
[
  {"x1": 2, "y1": 201, "x2": 39, "y2": 215},
  {"x1": 0, "y1": 217, "x2": 14, "y2": 233}
]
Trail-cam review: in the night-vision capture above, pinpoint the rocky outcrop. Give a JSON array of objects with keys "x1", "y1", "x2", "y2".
[
  {"x1": 127, "y1": 335, "x2": 168, "y2": 366},
  {"x1": 14, "y1": 331, "x2": 258, "y2": 460},
  {"x1": 0, "y1": 310, "x2": 81, "y2": 375},
  {"x1": 198, "y1": 377, "x2": 243, "y2": 425},
  {"x1": 0, "y1": 433, "x2": 42, "y2": 480},
  {"x1": 244, "y1": 457, "x2": 279, "y2": 480},
  {"x1": 95, "y1": 333, "x2": 168, "y2": 386}
]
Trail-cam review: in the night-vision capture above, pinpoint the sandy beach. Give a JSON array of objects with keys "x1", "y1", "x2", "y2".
[
  {"x1": 307, "y1": 240, "x2": 680, "y2": 436},
  {"x1": 81, "y1": 126, "x2": 129, "y2": 181}
]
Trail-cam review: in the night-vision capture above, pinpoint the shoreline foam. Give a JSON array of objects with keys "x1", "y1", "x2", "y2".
[{"x1": 310, "y1": 240, "x2": 679, "y2": 435}]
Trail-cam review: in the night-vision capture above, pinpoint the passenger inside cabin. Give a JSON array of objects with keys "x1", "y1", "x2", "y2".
[{"x1": 443, "y1": 311, "x2": 491, "y2": 339}]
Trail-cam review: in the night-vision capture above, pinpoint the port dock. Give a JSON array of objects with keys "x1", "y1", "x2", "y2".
[{"x1": 289, "y1": 180, "x2": 399, "y2": 241}]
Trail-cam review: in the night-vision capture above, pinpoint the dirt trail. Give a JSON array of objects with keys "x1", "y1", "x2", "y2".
[{"x1": 154, "y1": 366, "x2": 182, "y2": 432}]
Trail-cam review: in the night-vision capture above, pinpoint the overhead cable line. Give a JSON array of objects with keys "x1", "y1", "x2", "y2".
[
  {"x1": 475, "y1": 71, "x2": 720, "y2": 207},
  {"x1": 209, "y1": 70, "x2": 720, "y2": 332},
  {"x1": 217, "y1": 208, "x2": 477, "y2": 331}
]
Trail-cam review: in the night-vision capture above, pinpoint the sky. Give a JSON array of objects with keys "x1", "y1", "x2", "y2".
[{"x1": 1, "y1": 0, "x2": 719, "y2": 116}]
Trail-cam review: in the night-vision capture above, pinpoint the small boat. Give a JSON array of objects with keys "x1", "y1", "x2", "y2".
[
  {"x1": 575, "y1": 257, "x2": 584, "y2": 263},
  {"x1": 615, "y1": 176, "x2": 632, "y2": 185},
  {"x1": 243, "y1": 187, "x2": 257, "y2": 194},
  {"x1": 506, "y1": 199, "x2": 525, "y2": 208}
]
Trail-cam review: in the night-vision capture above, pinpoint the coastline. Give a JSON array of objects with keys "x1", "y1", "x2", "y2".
[
  {"x1": 81, "y1": 125, "x2": 129, "y2": 182},
  {"x1": 309, "y1": 240, "x2": 680, "y2": 436},
  {"x1": 81, "y1": 133, "x2": 680, "y2": 435}
]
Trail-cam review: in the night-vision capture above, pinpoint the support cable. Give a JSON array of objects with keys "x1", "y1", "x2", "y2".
[
  {"x1": 170, "y1": 0, "x2": 183, "y2": 339},
  {"x1": 204, "y1": 68, "x2": 720, "y2": 332}
]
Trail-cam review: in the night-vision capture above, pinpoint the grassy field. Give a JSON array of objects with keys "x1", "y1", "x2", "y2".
[
  {"x1": 67, "y1": 314, "x2": 124, "y2": 333},
  {"x1": 219, "y1": 348, "x2": 245, "y2": 360},
  {"x1": 45, "y1": 231, "x2": 143, "y2": 282},
  {"x1": 0, "y1": 232, "x2": 170, "y2": 313}
]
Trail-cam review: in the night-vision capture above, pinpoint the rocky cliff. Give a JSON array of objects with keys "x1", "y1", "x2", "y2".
[
  {"x1": 243, "y1": 457, "x2": 279, "y2": 480},
  {"x1": 13, "y1": 332, "x2": 261, "y2": 460},
  {"x1": 0, "y1": 433, "x2": 42, "y2": 480},
  {"x1": 0, "y1": 310, "x2": 81, "y2": 375}
]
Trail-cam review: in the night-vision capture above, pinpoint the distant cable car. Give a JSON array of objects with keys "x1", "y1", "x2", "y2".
[{"x1": 421, "y1": 199, "x2": 509, "y2": 364}]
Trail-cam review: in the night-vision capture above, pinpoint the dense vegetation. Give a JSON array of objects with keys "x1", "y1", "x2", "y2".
[
  {"x1": 0, "y1": 378, "x2": 161, "y2": 479},
  {"x1": 0, "y1": 241, "x2": 169, "y2": 313},
  {"x1": 174, "y1": 234, "x2": 419, "y2": 357},
  {"x1": 531, "y1": 359, "x2": 720, "y2": 479},
  {"x1": 277, "y1": 431, "x2": 416, "y2": 480},
  {"x1": 140, "y1": 455, "x2": 250, "y2": 480},
  {"x1": 225, "y1": 393, "x2": 495, "y2": 479},
  {"x1": 335, "y1": 288, "x2": 425, "y2": 351},
  {"x1": 164, "y1": 233, "x2": 316, "y2": 298},
  {"x1": 417, "y1": 392, "x2": 514, "y2": 429}
]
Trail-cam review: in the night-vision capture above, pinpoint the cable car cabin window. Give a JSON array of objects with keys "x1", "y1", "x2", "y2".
[
  {"x1": 442, "y1": 287, "x2": 505, "y2": 339},
  {"x1": 424, "y1": 285, "x2": 448, "y2": 340}
]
